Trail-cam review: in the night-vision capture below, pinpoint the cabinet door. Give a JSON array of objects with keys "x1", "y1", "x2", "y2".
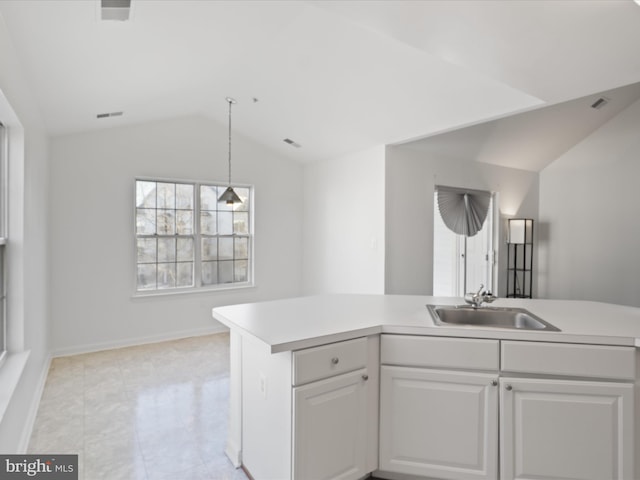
[
  {"x1": 293, "y1": 368, "x2": 368, "y2": 480},
  {"x1": 500, "y1": 377, "x2": 634, "y2": 480},
  {"x1": 379, "y1": 366, "x2": 498, "y2": 479}
]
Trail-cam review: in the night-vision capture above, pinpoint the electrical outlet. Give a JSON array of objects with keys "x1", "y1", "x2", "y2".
[{"x1": 259, "y1": 372, "x2": 267, "y2": 399}]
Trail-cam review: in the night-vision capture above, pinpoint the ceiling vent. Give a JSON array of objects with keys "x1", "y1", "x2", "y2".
[
  {"x1": 283, "y1": 138, "x2": 302, "y2": 148},
  {"x1": 591, "y1": 97, "x2": 609, "y2": 110},
  {"x1": 96, "y1": 111, "x2": 123, "y2": 119},
  {"x1": 101, "y1": 0, "x2": 131, "y2": 21}
]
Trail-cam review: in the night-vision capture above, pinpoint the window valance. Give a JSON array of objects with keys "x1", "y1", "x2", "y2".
[{"x1": 436, "y1": 185, "x2": 491, "y2": 237}]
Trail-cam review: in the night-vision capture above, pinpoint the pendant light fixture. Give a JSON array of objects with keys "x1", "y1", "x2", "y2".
[{"x1": 218, "y1": 97, "x2": 242, "y2": 205}]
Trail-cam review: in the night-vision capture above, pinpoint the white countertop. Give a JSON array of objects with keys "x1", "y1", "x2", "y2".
[{"x1": 211, "y1": 294, "x2": 640, "y2": 353}]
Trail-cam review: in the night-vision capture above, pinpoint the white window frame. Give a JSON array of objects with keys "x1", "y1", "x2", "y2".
[
  {"x1": 0, "y1": 94, "x2": 33, "y2": 430},
  {"x1": 0, "y1": 123, "x2": 6, "y2": 366},
  {"x1": 134, "y1": 177, "x2": 254, "y2": 296}
]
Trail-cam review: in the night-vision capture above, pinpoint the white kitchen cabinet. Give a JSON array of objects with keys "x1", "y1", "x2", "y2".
[
  {"x1": 239, "y1": 334, "x2": 379, "y2": 480},
  {"x1": 500, "y1": 376, "x2": 634, "y2": 480},
  {"x1": 500, "y1": 340, "x2": 635, "y2": 480},
  {"x1": 378, "y1": 335, "x2": 636, "y2": 480},
  {"x1": 379, "y1": 335, "x2": 500, "y2": 479},
  {"x1": 293, "y1": 368, "x2": 369, "y2": 480},
  {"x1": 379, "y1": 366, "x2": 498, "y2": 479}
]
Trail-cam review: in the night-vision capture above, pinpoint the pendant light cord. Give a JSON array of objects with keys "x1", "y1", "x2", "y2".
[
  {"x1": 217, "y1": 97, "x2": 242, "y2": 205},
  {"x1": 227, "y1": 98, "x2": 233, "y2": 186}
]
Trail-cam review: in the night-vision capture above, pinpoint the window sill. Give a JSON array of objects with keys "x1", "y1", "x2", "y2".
[
  {"x1": 132, "y1": 282, "x2": 256, "y2": 299},
  {"x1": 0, "y1": 350, "x2": 30, "y2": 423}
]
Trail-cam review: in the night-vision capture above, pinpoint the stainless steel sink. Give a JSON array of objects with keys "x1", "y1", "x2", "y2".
[{"x1": 427, "y1": 304, "x2": 560, "y2": 331}]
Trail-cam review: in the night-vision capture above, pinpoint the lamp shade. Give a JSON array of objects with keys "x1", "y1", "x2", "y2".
[{"x1": 508, "y1": 218, "x2": 533, "y2": 244}]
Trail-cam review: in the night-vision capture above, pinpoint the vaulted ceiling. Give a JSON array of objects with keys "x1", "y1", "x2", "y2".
[
  {"x1": 402, "y1": 81, "x2": 640, "y2": 172},
  {"x1": 1, "y1": 0, "x2": 639, "y2": 169}
]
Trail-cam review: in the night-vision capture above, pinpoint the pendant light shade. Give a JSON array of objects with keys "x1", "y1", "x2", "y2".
[
  {"x1": 218, "y1": 97, "x2": 242, "y2": 205},
  {"x1": 436, "y1": 185, "x2": 491, "y2": 237},
  {"x1": 218, "y1": 186, "x2": 242, "y2": 204}
]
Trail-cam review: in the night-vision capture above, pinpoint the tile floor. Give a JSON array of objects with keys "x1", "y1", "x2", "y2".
[{"x1": 28, "y1": 332, "x2": 249, "y2": 480}]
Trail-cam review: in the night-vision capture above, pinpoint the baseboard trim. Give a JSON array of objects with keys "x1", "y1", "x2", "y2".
[
  {"x1": 17, "y1": 352, "x2": 52, "y2": 453},
  {"x1": 51, "y1": 324, "x2": 228, "y2": 358},
  {"x1": 225, "y1": 440, "x2": 242, "y2": 468}
]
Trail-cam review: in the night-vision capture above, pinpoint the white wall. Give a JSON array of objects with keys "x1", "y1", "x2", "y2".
[
  {"x1": 385, "y1": 145, "x2": 539, "y2": 296},
  {"x1": 303, "y1": 146, "x2": 386, "y2": 294},
  {"x1": 50, "y1": 115, "x2": 303, "y2": 354},
  {"x1": 0, "y1": 15, "x2": 50, "y2": 452},
  {"x1": 539, "y1": 98, "x2": 640, "y2": 307}
]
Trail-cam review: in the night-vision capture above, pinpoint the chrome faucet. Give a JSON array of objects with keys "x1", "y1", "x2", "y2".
[{"x1": 464, "y1": 284, "x2": 497, "y2": 308}]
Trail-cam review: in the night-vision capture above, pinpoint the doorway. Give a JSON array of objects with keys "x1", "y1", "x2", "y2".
[{"x1": 433, "y1": 191, "x2": 497, "y2": 296}]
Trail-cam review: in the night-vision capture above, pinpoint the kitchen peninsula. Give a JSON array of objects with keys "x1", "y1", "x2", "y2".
[{"x1": 212, "y1": 294, "x2": 640, "y2": 480}]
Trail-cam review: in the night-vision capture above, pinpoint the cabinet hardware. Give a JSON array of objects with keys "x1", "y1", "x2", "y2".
[
  {"x1": 491, "y1": 380, "x2": 498, "y2": 386},
  {"x1": 331, "y1": 357, "x2": 339, "y2": 365},
  {"x1": 362, "y1": 374, "x2": 369, "y2": 381},
  {"x1": 506, "y1": 384, "x2": 513, "y2": 391}
]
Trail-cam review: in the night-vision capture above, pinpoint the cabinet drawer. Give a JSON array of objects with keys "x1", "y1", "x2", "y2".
[
  {"x1": 381, "y1": 335, "x2": 499, "y2": 371},
  {"x1": 501, "y1": 341, "x2": 636, "y2": 380},
  {"x1": 292, "y1": 337, "x2": 367, "y2": 386}
]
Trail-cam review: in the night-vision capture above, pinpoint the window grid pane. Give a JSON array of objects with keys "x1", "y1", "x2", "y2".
[
  {"x1": 199, "y1": 237, "x2": 251, "y2": 286},
  {"x1": 135, "y1": 180, "x2": 197, "y2": 292},
  {"x1": 135, "y1": 180, "x2": 251, "y2": 292},
  {"x1": 197, "y1": 183, "x2": 251, "y2": 288}
]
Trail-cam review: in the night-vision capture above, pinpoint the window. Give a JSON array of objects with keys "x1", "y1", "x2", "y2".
[
  {"x1": 0, "y1": 123, "x2": 6, "y2": 365},
  {"x1": 135, "y1": 179, "x2": 252, "y2": 293}
]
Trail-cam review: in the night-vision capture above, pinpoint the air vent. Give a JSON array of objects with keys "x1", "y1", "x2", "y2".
[
  {"x1": 96, "y1": 111, "x2": 124, "y2": 119},
  {"x1": 591, "y1": 97, "x2": 609, "y2": 110},
  {"x1": 101, "y1": 0, "x2": 131, "y2": 21},
  {"x1": 283, "y1": 138, "x2": 302, "y2": 148}
]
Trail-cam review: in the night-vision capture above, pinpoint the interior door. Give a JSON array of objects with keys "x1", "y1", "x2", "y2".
[{"x1": 433, "y1": 193, "x2": 495, "y2": 296}]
